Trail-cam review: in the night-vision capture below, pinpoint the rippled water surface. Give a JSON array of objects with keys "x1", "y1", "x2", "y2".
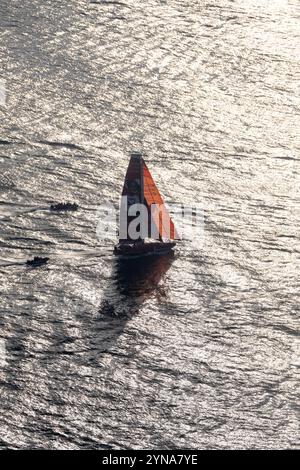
[{"x1": 0, "y1": 0, "x2": 299, "y2": 449}]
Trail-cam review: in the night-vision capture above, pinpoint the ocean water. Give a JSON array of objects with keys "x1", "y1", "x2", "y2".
[{"x1": 0, "y1": 0, "x2": 299, "y2": 449}]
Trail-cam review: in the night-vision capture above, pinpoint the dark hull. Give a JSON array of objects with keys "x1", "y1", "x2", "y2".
[{"x1": 114, "y1": 241, "x2": 176, "y2": 258}]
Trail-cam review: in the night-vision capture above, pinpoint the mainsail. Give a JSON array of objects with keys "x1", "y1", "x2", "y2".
[
  {"x1": 121, "y1": 152, "x2": 142, "y2": 205},
  {"x1": 120, "y1": 153, "x2": 178, "y2": 242}
]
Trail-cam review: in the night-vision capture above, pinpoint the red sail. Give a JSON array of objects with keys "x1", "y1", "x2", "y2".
[
  {"x1": 142, "y1": 160, "x2": 178, "y2": 240},
  {"x1": 120, "y1": 154, "x2": 178, "y2": 242}
]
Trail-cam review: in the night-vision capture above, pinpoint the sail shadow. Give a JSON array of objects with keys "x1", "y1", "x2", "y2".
[
  {"x1": 93, "y1": 253, "x2": 175, "y2": 354},
  {"x1": 100, "y1": 252, "x2": 175, "y2": 318}
]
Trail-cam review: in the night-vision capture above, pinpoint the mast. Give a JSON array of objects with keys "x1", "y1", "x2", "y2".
[{"x1": 139, "y1": 153, "x2": 144, "y2": 207}]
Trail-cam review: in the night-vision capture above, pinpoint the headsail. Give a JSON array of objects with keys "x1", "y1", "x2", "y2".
[{"x1": 142, "y1": 159, "x2": 178, "y2": 240}]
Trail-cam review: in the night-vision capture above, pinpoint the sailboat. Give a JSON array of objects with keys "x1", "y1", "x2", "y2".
[{"x1": 114, "y1": 153, "x2": 178, "y2": 258}]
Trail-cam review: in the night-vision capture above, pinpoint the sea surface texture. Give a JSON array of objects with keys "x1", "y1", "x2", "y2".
[{"x1": 0, "y1": 0, "x2": 299, "y2": 449}]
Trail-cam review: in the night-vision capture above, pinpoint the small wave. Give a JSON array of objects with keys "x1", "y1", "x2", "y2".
[{"x1": 38, "y1": 140, "x2": 83, "y2": 151}]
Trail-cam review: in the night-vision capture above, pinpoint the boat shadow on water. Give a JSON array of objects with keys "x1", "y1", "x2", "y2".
[
  {"x1": 100, "y1": 251, "x2": 175, "y2": 318},
  {"x1": 92, "y1": 252, "x2": 175, "y2": 354}
]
